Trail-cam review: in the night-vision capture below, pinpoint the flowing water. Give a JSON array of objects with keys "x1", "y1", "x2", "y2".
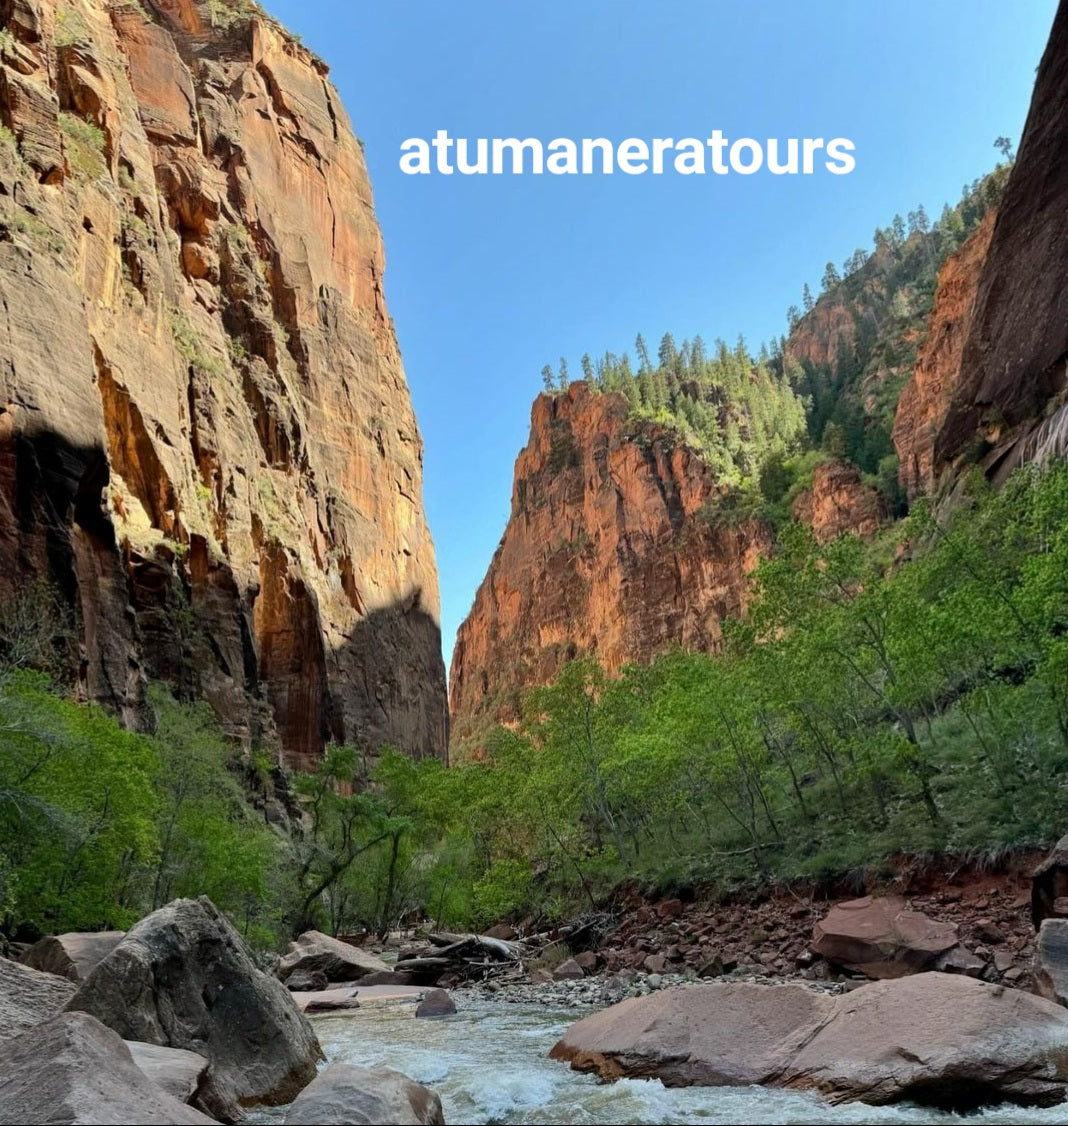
[{"x1": 252, "y1": 995, "x2": 1068, "y2": 1126}]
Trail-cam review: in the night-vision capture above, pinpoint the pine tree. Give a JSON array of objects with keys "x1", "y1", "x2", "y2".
[
  {"x1": 580, "y1": 353, "x2": 594, "y2": 383},
  {"x1": 558, "y1": 357, "x2": 570, "y2": 390},
  {"x1": 541, "y1": 365, "x2": 555, "y2": 392},
  {"x1": 802, "y1": 283, "x2": 815, "y2": 312},
  {"x1": 635, "y1": 333, "x2": 652, "y2": 373},
  {"x1": 822, "y1": 262, "x2": 840, "y2": 291}
]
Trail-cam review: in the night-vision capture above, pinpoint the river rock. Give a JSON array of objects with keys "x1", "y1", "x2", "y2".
[
  {"x1": 279, "y1": 931, "x2": 390, "y2": 983},
  {"x1": 0, "y1": 955, "x2": 76, "y2": 1040},
  {"x1": 551, "y1": 975, "x2": 1068, "y2": 1109},
  {"x1": 65, "y1": 897, "x2": 322, "y2": 1122},
  {"x1": 811, "y1": 896, "x2": 959, "y2": 978},
  {"x1": 1033, "y1": 834, "x2": 1068, "y2": 929},
  {"x1": 283, "y1": 1063, "x2": 444, "y2": 1125},
  {"x1": 415, "y1": 989, "x2": 456, "y2": 1018},
  {"x1": 1035, "y1": 918, "x2": 1068, "y2": 1007},
  {"x1": 0, "y1": 1012, "x2": 217, "y2": 1124},
  {"x1": 551, "y1": 981, "x2": 834, "y2": 1085},
  {"x1": 20, "y1": 931, "x2": 125, "y2": 983},
  {"x1": 355, "y1": 970, "x2": 415, "y2": 987},
  {"x1": 553, "y1": 958, "x2": 585, "y2": 981},
  {"x1": 127, "y1": 1041, "x2": 210, "y2": 1104},
  {"x1": 287, "y1": 969, "x2": 330, "y2": 993},
  {"x1": 783, "y1": 974, "x2": 1068, "y2": 1107}
]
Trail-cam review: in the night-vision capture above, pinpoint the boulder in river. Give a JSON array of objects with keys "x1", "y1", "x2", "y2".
[
  {"x1": 0, "y1": 1011, "x2": 217, "y2": 1124},
  {"x1": 811, "y1": 895, "x2": 959, "y2": 978},
  {"x1": 0, "y1": 955, "x2": 76, "y2": 1041},
  {"x1": 279, "y1": 931, "x2": 390, "y2": 983},
  {"x1": 415, "y1": 989, "x2": 456, "y2": 1018},
  {"x1": 1033, "y1": 834, "x2": 1068, "y2": 929},
  {"x1": 550, "y1": 975, "x2": 1068, "y2": 1109},
  {"x1": 1035, "y1": 918, "x2": 1068, "y2": 1007},
  {"x1": 283, "y1": 1062, "x2": 444, "y2": 1125},
  {"x1": 20, "y1": 931, "x2": 125, "y2": 982},
  {"x1": 65, "y1": 896, "x2": 322, "y2": 1122}
]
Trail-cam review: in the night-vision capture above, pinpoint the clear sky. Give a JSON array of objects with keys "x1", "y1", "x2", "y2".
[{"x1": 263, "y1": 0, "x2": 1057, "y2": 675}]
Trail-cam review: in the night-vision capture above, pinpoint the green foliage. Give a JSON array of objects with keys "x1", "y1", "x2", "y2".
[
  {"x1": 59, "y1": 112, "x2": 105, "y2": 181},
  {"x1": 54, "y1": 2, "x2": 89, "y2": 48},
  {"x1": 369, "y1": 464, "x2": 1068, "y2": 920},
  {"x1": 790, "y1": 167, "x2": 1010, "y2": 476},
  {"x1": 0, "y1": 671, "x2": 282, "y2": 945},
  {"x1": 0, "y1": 124, "x2": 17, "y2": 152},
  {"x1": 207, "y1": 0, "x2": 261, "y2": 31}
]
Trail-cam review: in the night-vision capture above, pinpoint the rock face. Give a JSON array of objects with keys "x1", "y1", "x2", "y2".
[
  {"x1": 278, "y1": 930, "x2": 390, "y2": 983},
  {"x1": 1033, "y1": 834, "x2": 1068, "y2": 929},
  {"x1": 283, "y1": 1063, "x2": 445, "y2": 1126},
  {"x1": 811, "y1": 896, "x2": 960, "y2": 979},
  {"x1": 0, "y1": 1012, "x2": 217, "y2": 1125},
  {"x1": 449, "y1": 383, "x2": 772, "y2": 748},
  {"x1": 65, "y1": 897, "x2": 322, "y2": 1121},
  {"x1": 0, "y1": 0, "x2": 446, "y2": 767},
  {"x1": 790, "y1": 461, "x2": 886, "y2": 543},
  {"x1": 892, "y1": 214, "x2": 995, "y2": 499},
  {"x1": 1035, "y1": 918, "x2": 1068, "y2": 1007},
  {"x1": 894, "y1": 1, "x2": 1068, "y2": 490},
  {"x1": 126, "y1": 1040, "x2": 211, "y2": 1105},
  {"x1": 0, "y1": 954, "x2": 76, "y2": 1040},
  {"x1": 20, "y1": 930, "x2": 124, "y2": 982},
  {"x1": 551, "y1": 976, "x2": 1068, "y2": 1109}
]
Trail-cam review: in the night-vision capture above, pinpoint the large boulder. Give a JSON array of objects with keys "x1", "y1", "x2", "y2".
[
  {"x1": 0, "y1": 1011, "x2": 217, "y2": 1124},
  {"x1": 1035, "y1": 918, "x2": 1068, "y2": 1007},
  {"x1": 551, "y1": 975, "x2": 1068, "y2": 1109},
  {"x1": 20, "y1": 931, "x2": 125, "y2": 982},
  {"x1": 65, "y1": 897, "x2": 322, "y2": 1122},
  {"x1": 0, "y1": 955, "x2": 76, "y2": 1040},
  {"x1": 283, "y1": 1063, "x2": 445, "y2": 1125},
  {"x1": 811, "y1": 896, "x2": 959, "y2": 978},
  {"x1": 127, "y1": 1041, "x2": 210, "y2": 1104},
  {"x1": 278, "y1": 931, "x2": 390, "y2": 983},
  {"x1": 1033, "y1": 834, "x2": 1068, "y2": 929},
  {"x1": 551, "y1": 982, "x2": 835, "y2": 1086}
]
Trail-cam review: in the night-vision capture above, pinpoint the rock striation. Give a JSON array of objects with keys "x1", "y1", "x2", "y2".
[
  {"x1": 892, "y1": 214, "x2": 995, "y2": 500},
  {"x1": 449, "y1": 383, "x2": 772, "y2": 749},
  {"x1": 0, "y1": 0, "x2": 447, "y2": 767}
]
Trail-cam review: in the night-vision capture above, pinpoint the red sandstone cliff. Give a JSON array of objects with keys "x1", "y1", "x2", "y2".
[
  {"x1": 892, "y1": 214, "x2": 995, "y2": 499},
  {"x1": 791, "y1": 461, "x2": 886, "y2": 544},
  {"x1": 0, "y1": 0, "x2": 447, "y2": 767},
  {"x1": 449, "y1": 387, "x2": 889, "y2": 751},
  {"x1": 448, "y1": 384, "x2": 773, "y2": 750},
  {"x1": 894, "y1": 0, "x2": 1068, "y2": 488}
]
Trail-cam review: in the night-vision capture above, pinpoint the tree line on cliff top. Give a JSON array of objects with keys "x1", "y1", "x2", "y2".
[{"x1": 538, "y1": 162, "x2": 1010, "y2": 520}]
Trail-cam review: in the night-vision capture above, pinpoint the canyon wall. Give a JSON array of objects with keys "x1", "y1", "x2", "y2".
[
  {"x1": 895, "y1": 0, "x2": 1068, "y2": 490},
  {"x1": 0, "y1": 0, "x2": 447, "y2": 768},
  {"x1": 449, "y1": 384, "x2": 772, "y2": 750}
]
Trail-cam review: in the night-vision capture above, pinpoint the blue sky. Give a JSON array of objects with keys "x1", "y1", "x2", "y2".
[{"x1": 264, "y1": 0, "x2": 1057, "y2": 675}]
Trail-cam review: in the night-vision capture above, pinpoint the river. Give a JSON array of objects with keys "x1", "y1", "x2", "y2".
[{"x1": 251, "y1": 995, "x2": 1068, "y2": 1125}]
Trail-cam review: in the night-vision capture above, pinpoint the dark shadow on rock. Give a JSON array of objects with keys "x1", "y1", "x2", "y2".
[{"x1": 0, "y1": 426, "x2": 449, "y2": 768}]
